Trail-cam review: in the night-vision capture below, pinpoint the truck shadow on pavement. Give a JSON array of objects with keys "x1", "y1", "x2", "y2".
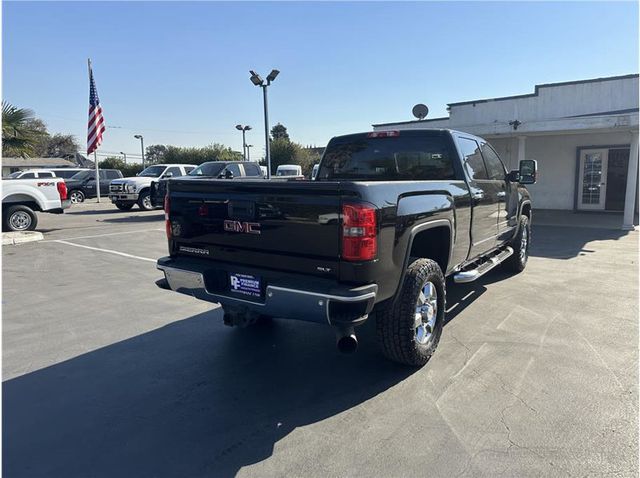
[
  {"x1": 3, "y1": 310, "x2": 416, "y2": 478},
  {"x1": 530, "y1": 224, "x2": 630, "y2": 259},
  {"x1": 100, "y1": 213, "x2": 165, "y2": 223}
]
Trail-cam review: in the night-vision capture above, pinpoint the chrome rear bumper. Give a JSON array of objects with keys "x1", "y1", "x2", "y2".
[{"x1": 157, "y1": 259, "x2": 377, "y2": 325}]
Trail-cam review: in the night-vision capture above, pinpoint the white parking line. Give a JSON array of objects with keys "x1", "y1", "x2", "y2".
[
  {"x1": 54, "y1": 240, "x2": 157, "y2": 263},
  {"x1": 42, "y1": 228, "x2": 164, "y2": 243}
]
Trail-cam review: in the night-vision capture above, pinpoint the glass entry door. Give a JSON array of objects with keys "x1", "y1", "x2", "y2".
[{"x1": 578, "y1": 149, "x2": 608, "y2": 210}]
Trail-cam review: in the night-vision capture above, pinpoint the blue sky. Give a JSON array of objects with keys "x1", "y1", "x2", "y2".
[{"x1": 3, "y1": 1, "x2": 638, "y2": 162}]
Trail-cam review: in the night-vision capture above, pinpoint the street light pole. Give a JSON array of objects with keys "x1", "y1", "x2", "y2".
[
  {"x1": 246, "y1": 144, "x2": 253, "y2": 161},
  {"x1": 261, "y1": 85, "x2": 270, "y2": 176},
  {"x1": 249, "y1": 69, "x2": 279, "y2": 178},
  {"x1": 235, "y1": 125, "x2": 252, "y2": 161},
  {"x1": 120, "y1": 152, "x2": 127, "y2": 164},
  {"x1": 134, "y1": 135, "x2": 145, "y2": 169}
]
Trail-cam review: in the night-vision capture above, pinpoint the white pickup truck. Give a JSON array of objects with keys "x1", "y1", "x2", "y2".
[
  {"x1": 2, "y1": 178, "x2": 70, "y2": 231},
  {"x1": 109, "y1": 163, "x2": 195, "y2": 211}
]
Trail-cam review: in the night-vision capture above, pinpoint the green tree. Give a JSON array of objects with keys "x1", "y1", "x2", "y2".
[
  {"x1": 40, "y1": 134, "x2": 80, "y2": 158},
  {"x1": 2, "y1": 102, "x2": 46, "y2": 157},
  {"x1": 269, "y1": 139, "x2": 320, "y2": 176},
  {"x1": 99, "y1": 156, "x2": 143, "y2": 177},
  {"x1": 270, "y1": 123, "x2": 290, "y2": 141},
  {"x1": 160, "y1": 143, "x2": 242, "y2": 164},
  {"x1": 145, "y1": 144, "x2": 168, "y2": 164}
]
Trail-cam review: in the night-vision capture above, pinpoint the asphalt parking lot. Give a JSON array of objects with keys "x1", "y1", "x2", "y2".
[{"x1": 3, "y1": 201, "x2": 638, "y2": 477}]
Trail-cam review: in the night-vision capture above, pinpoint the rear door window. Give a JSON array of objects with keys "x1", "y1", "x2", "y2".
[
  {"x1": 54, "y1": 170, "x2": 78, "y2": 179},
  {"x1": 458, "y1": 137, "x2": 488, "y2": 180},
  {"x1": 38, "y1": 172, "x2": 55, "y2": 178},
  {"x1": 105, "y1": 170, "x2": 121, "y2": 180},
  {"x1": 21, "y1": 173, "x2": 35, "y2": 179},
  {"x1": 480, "y1": 143, "x2": 506, "y2": 180}
]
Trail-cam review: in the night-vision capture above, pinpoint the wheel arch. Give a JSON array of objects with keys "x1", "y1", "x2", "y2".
[
  {"x1": 387, "y1": 219, "x2": 453, "y2": 307},
  {"x1": 520, "y1": 200, "x2": 532, "y2": 220},
  {"x1": 2, "y1": 196, "x2": 42, "y2": 212}
]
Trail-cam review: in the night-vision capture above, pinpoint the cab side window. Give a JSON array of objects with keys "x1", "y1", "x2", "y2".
[
  {"x1": 21, "y1": 173, "x2": 35, "y2": 179},
  {"x1": 243, "y1": 163, "x2": 262, "y2": 177},
  {"x1": 105, "y1": 170, "x2": 121, "y2": 180},
  {"x1": 225, "y1": 164, "x2": 242, "y2": 177},
  {"x1": 39, "y1": 172, "x2": 55, "y2": 178},
  {"x1": 165, "y1": 166, "x2": 182, "y2": 177},
  {"x1": 458, "y1": 137, "x2": 488, "y2": 180},
  {"x1": 481, "y1": 143, "x2": 506, "y2": 180}
]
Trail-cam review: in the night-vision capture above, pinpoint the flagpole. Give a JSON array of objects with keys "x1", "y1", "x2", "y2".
[{"x1": 89, "y1": 58, "x2": 101, "y2": 203}]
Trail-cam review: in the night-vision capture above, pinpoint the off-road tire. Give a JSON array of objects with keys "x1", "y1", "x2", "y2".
[
  {"x1": 115, "y1": 202, "x2": 135, "y2": 211},
  {"x1": 504, "y1": 215, "x2": 530, "y2": 273},
  {"x1": 375, "y1": 258, "x2": 446, "y2": 367},
  {"x1": 4, "y1": 205, "x2": 38, "y2": 232}
]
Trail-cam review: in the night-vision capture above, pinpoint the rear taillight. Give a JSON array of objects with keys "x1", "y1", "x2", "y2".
[
  {"x1": 342, "y1": 203, "x2": 377, "y2": 261},
  {"x1": 164, "y1": 194, "x2": 171, "y2": 239},
  {"x1": 57, "y1": 181, "x2": 68, "y2": 201}
]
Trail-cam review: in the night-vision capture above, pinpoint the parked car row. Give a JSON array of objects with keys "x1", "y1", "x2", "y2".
[{"x1": 3, "y1": 161, "x2": 323, "y2": 223}]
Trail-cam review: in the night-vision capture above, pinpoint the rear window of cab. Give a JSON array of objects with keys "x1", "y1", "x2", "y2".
[{"x1": 318, "y1": 132, "x2": 456, "y2": 181}]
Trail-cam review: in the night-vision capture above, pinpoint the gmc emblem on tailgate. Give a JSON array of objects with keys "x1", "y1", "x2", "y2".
[{"x1": 223, "y1": 220, "x2": 261, "y2": 235}]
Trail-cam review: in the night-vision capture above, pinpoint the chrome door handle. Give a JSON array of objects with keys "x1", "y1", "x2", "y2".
[
  {"x1": 497, "y1": 191, "x2": 506, "y2": 199},
  {"x1": 472, "y1": 192, "x2": 484, "y2": 203}
]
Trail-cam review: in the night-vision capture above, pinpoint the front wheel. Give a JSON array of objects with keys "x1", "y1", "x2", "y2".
[
  {"x1": 375, "y1": 258, "x2": 445, "y2": 367},
  {"x1": 4, "y1": 205, "x2": 38, "y2": 232},
  {"x1": 115, "y1": 202, "x2": 135, "y2": 211},
  {"x1": 69, "y1": 190, "x2": 85, "y2": 204},
  {"x1": 504, "y1": 215, "x2": 530, "y2": 273},
  {"x1": 137, "y1": 192, "x2": 154, "y2": 211}
]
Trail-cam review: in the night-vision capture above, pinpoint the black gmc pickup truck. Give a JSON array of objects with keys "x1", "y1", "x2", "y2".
[{"x1": 157, "y1": 129, "x2": 536, "y2": 366}]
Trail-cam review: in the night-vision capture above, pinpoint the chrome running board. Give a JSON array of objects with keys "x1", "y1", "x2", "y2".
[{"x1": 453, "y1": 246, "x2": 514, "y2": 283}]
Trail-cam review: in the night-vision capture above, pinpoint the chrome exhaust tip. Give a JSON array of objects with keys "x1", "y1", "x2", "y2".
[{"x1": 336, "y1": 327, "x2": 358, "y2": 354}]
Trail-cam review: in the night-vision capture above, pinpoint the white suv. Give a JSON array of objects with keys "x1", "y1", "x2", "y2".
[{"x1": 108, "y1": 164, "x2": 195, "y2": 211}]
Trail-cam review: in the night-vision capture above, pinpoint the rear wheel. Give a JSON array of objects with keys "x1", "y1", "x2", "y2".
[
  {"x1": 4, "y1": 205, "x2": 38, "y2": 232},
  {"x1": 504, "y1": 215, "x2": 530, "y2": 273},
  {"x1": 115, "y1": 202, "x2": 135, "y2": 211},
  {"x1": 137, "y1": 191, "x2": 154, "y2": 211},
  {"x1": 375, "y1": 258, "x2": 445, "y2": 367},
  {"x1": 69, "y1": 190, "x2": 85, "y2": 204}
]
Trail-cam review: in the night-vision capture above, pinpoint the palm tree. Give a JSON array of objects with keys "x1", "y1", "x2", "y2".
[{"x1": 2, "y1": 101, "x2": 42, "y2": 157}]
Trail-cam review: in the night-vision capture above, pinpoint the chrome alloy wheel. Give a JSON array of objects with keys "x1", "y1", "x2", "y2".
[
  {"x1": 70, "y1": 191, "x2": 83, "y2": 204},
  {"x1": 142, "y1": 195, "x2": 152, "y2": 210},
  {"x1": 415, "y1": 281, "x2": 438, "y2": 345},
  {"x1": 520, "y1": 226, "x2": 528, "y2": 263},
  {"x1": 9, "y1": 211, "x2": 32, "y2": 231}
]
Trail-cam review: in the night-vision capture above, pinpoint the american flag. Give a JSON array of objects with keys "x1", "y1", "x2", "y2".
[{"x1": 87, "y1": 61, "x2": 105, "y2": 155}]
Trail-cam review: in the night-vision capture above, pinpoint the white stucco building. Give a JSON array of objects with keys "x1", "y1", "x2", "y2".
[{"x1": 373, "y1": 74, "x2": 639, "y2": 229}]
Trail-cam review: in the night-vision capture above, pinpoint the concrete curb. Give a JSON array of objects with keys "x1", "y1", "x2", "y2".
[{"x1": 2, "y1": 231, "x2": 44, "y2": 246}]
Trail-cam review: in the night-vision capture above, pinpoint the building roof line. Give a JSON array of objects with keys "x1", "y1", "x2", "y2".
[
  {"x1": 447, "y1": 73, "x2": 639, "y2": 107},
  {"x1": 371, "y1": 116, "x2": 450, "y2": 127}
]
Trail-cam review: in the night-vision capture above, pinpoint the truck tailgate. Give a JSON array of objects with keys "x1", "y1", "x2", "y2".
[{"x1": 168, "y1": 179, "x2": 344, "y2": 278}]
